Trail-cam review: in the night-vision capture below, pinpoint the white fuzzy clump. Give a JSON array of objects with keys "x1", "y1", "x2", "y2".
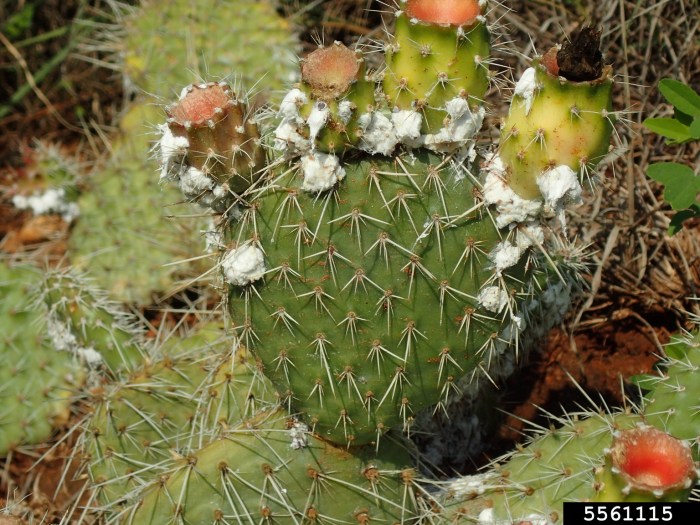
[
  {"x1": 479, "y1": 511, "x2": 550, "y2": 525},
  {"x1": 391, "y1": 109, "x2": 423, "y2": 146},
  {"x1": 357, "y1": 111, "x2": 399, "y2": 155},
  {"x1": 47, "y1": 318, "x2": 103, "y2": 366},
  {"x1": 306, "y1": 101, "x2": 330, "y2": 146},
  {"x1": 515, "y1": 222, "x2": 545, "y2": 251},
  {"x1": 513, "y1": 67, "x2": 538, "y2": 115},
  {"x1": 221, "y1": 243, "x2": 266, "y2": 286},
  {"x1": 274, "y1": 88, "x2": 310, "y2": 154},
  {"x1": 12, "y1": 187, "x2": 80, "y2": 222},
  {"x1": 278, "y1": 88, "x2": 308, "y2": 119},
  {"x1": 423, "y1": 98, "x2": 485, "y2": 152},
  {"x1": 179, "y1": 166, "x2": 214, "y2": 197},
  {"x1": 158, "y1": 124, "x2": 189, "y2": 180},
  {"x1": 481, "y1": 155, "x2": 542, "y2": 227},
  {"x1": 443, "y1": 473, "x2": 494, "y2": 498},
  {"x1": 478, "y1": 285, "x2": 510, "y2": 313},
  {"x1": 489, "y1": 241, "x2": 522, "y2": 272},
  {"x1": 300, "y1": 151, "x2": 346, "y2": 193},
  {"x1": 337, "y1": 100, "x2": 354, "y2": 124},
  {"x1": 536, "y1": 164, "x2": 583, "y2": 225},
  {"x1": 289, "y1": 419, "x2": 309, "y2": 449}
]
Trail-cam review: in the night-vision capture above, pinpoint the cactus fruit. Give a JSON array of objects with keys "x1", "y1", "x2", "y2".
[
  {"x1": 593, "y1": 426, "x2": 696, "y2": 502},
  {"x1": 0, "y1": 263, "x2": 83, "y2": 456},
  {"x1": 160, "y1": 81, "x2": 266, "y2": 210},
  {"x1": 382, "y1": 0, "x2": 490, "y2": 138},
  {"x1": 68, "y1": 0, "x2": 299, "y2": 303},
  {"x1": 498, "y1": 28, "x2": 615, "y2": 200},
  {"x1": 275, "y1": 42, "x2": 376, "y2": 155},
  {"x1": 122, "y1": 406, "x2": 424, "y2": 525},
  {"x1": 156, "y1": 0, "x2": 612, "y2": 448}
]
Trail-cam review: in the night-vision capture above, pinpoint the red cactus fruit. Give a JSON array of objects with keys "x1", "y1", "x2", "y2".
[
  {"x1": 405, "y1": 0, "x2": 482, "y2": 26},
  {"x1": 611, "y1": 426, "x2": 696, "y2": 494},
  {"x1": 301, "y1": 42, "x2": 361, "y2": 101}
]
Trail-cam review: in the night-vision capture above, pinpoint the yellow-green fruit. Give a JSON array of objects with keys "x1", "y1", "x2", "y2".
[
  {"x1": 500, "y1": 57, "x2": 614, "y2": 199},
  {"x1": 383, "y1": 1, "x2": 490, "y2": 133}
]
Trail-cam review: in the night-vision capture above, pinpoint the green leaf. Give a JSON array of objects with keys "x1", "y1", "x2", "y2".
[
  {"x1": 642, "y1": 117, "x2": 692, "y2": 144},
  {"x1": 668, "y1": 206, "x2": 700, "y2": 236},
  {"x1": 674, "y1": 108, "x2": 694, "y2": 127},
  {"x1": 647, "y1": 162, "x2": 700, "y2": 210},
  {"x1": 659, "y1": 78, "x2": 700, "y2": 117},
  {"x1": 1, "y1": 4, "x2": 35, "y2": 39},
  {"x1": 690, "y1": 117, "x2": 700, "y2": 139}
]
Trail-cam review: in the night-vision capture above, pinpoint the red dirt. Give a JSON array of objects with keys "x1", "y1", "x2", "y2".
[{"x1": 488, "y1": 318, "x2": 670, "y2": 459}]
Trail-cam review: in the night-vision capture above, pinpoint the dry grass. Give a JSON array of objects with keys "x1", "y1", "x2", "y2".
[{"x1": 0, "y1": 0, "x2": 130, "y2": 168}]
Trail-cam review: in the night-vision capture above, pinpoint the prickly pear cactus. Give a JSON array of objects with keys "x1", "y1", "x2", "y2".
[
  {"x1": 69, "y1": 0, "x2": 299, "y2": 303},
  {"x1": 157, "y1": 0, "x2": 617, "y2": 448},
  {"x1": 123, "y1": 406, "x2": 423, "y2": 524},
  {"x1": 41, "y1": 267, "x2": 147, "y2": 374},
  {"x1": 0, "y1": 263, "x2": 83, "y2": 456},
  {"x1": 638, "y1": 330, "x2": 700, "y2": 459},
  {"x1": 82, "y1": 324, "x2": 276, "y2": 509}
]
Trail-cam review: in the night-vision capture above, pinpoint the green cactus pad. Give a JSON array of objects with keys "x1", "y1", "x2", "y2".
[
  {"x1": 499, "y1": 55, "x2": 614, "y2": 200},
  {"x1": 436, "y1": 412, "x2": 644, "y2": 522},
  {"x1": 433, "y1": 327, "x2": 700, "y2": 520},
  {"x1": 42, "y1": 266, "x2": 147, "y2": 374},
  {"x1": 83, "y1": 324, "x2": 276, "y2": 509},
  {"x1": 0, "y1": 263, "x2": 83, "y2": 456},
  {"x1": 122, "y1": 0, "x2": 298, "y2": 100},
  {"x1": 123, "y1": 407, "x2": 422, "y2": 524},
  {"x1": 224, "y1": 150, "x2": 564, "y2": 446},
  {"x1": 638, "y1": 332, "x2": 700, "y2": 459}
]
